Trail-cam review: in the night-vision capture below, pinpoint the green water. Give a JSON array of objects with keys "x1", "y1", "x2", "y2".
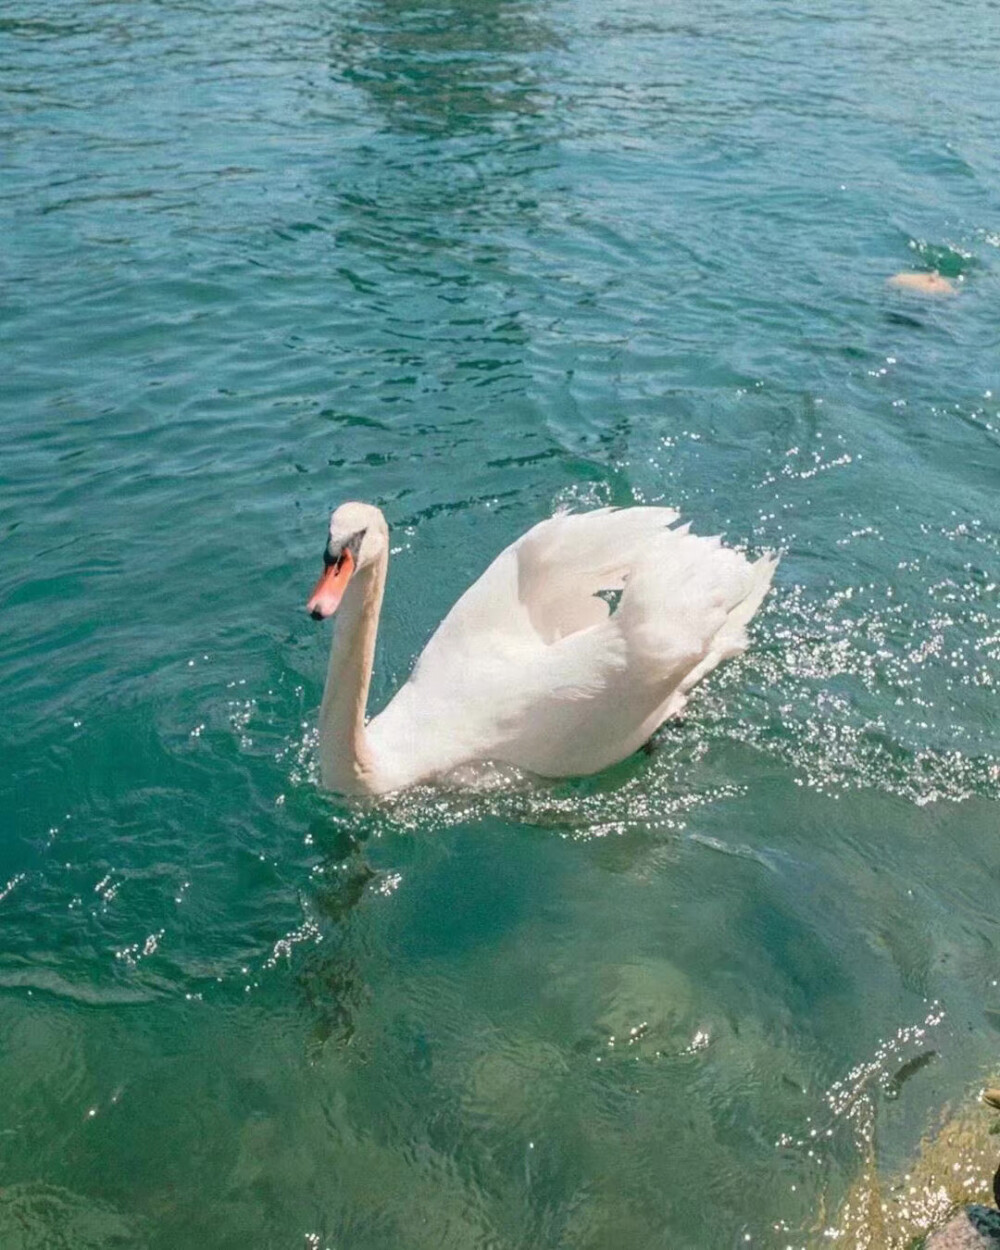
[{"x1": 2, "y1": 0, "x2": 999, "y2": 1243}]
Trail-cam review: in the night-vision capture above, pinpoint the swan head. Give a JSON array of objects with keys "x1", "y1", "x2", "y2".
[{"x1": 307, "y1": 502, "x2": 388, "y2": 620}]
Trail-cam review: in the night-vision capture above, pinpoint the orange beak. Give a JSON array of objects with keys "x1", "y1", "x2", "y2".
[{"x1": 306, "y1": 549, "x2": 355, "y2": 620}]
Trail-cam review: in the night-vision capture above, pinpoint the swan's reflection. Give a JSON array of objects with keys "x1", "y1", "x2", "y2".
[{"x1": 295, "y1": 808, "x2": 376, "y2": 1052}]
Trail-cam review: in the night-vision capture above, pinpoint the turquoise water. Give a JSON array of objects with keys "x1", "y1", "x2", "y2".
[{"x1": 3, "y1": 0, "x2": 1000, "y2": 1243}]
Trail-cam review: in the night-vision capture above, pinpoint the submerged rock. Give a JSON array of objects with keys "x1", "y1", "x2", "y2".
[
  {"x1": 927, "y1": 1128, "x2": 1000, "y2": 1245},
  {"x1": 925, "y1": 1201, "x2": 1000, "y2": 1248},
  {"x1": 831, "y1": 1086, "x2": 1000, "y2": 1247}
]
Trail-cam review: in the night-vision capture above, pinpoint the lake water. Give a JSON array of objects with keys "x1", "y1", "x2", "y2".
[{"x1": 3, "y1": 0, "x2": 1000, "y2": 1244}]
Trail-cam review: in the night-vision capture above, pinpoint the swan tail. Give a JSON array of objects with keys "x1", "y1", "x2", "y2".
[
  {"x1": 677, "y1": 550, "x2": 779, "y2": 693},
  {"x1": 620, "y1": 534, "x2": 778, "y2": 692}
]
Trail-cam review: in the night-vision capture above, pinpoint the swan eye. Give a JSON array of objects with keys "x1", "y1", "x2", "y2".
[{"x1": 324, "y1": 528, "x2": 366, "y2": 568}]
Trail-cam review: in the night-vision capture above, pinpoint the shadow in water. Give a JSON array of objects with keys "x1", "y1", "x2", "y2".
[{"x1": 332, "y1": 0, "x2": 558, "y2": 138}]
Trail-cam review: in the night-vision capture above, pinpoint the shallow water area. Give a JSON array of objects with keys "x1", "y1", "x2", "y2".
[{"x1": 3, "y1": 0, "x2": 1000, "y2": 1244}]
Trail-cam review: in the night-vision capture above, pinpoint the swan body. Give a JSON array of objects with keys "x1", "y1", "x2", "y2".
[{"x1": 306, "y1": 502, "x2": 777, "y2": 796}]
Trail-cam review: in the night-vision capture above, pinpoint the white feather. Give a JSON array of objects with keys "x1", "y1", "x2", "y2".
[{"x1": 345, "y1": 506, "x2": 778, "y2": 793}]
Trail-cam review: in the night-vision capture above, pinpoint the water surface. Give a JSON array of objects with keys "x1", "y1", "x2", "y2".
[{"x1": 3, "y1": 0, "x2": 1000, "y2": 1244}]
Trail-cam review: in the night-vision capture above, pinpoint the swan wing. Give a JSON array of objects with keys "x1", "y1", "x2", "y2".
[
  {"x1": 512, "y1": 506, "x2": 681, "y2": 641},
  {"x1": 414, "y1": 505, "x2": 682, "y2": 660},
  {"x1": 490, "y1": 527, "x2": 778, "y2": 777}
]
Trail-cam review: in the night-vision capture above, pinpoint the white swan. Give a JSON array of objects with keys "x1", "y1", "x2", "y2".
[{"x1": 306, "y1": 502, "x2": 777, "y2": 795}]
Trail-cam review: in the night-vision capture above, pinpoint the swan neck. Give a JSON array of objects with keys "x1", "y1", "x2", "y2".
[{"x1": 319, "y1": 548, "x2": 387, "y2": 792}]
